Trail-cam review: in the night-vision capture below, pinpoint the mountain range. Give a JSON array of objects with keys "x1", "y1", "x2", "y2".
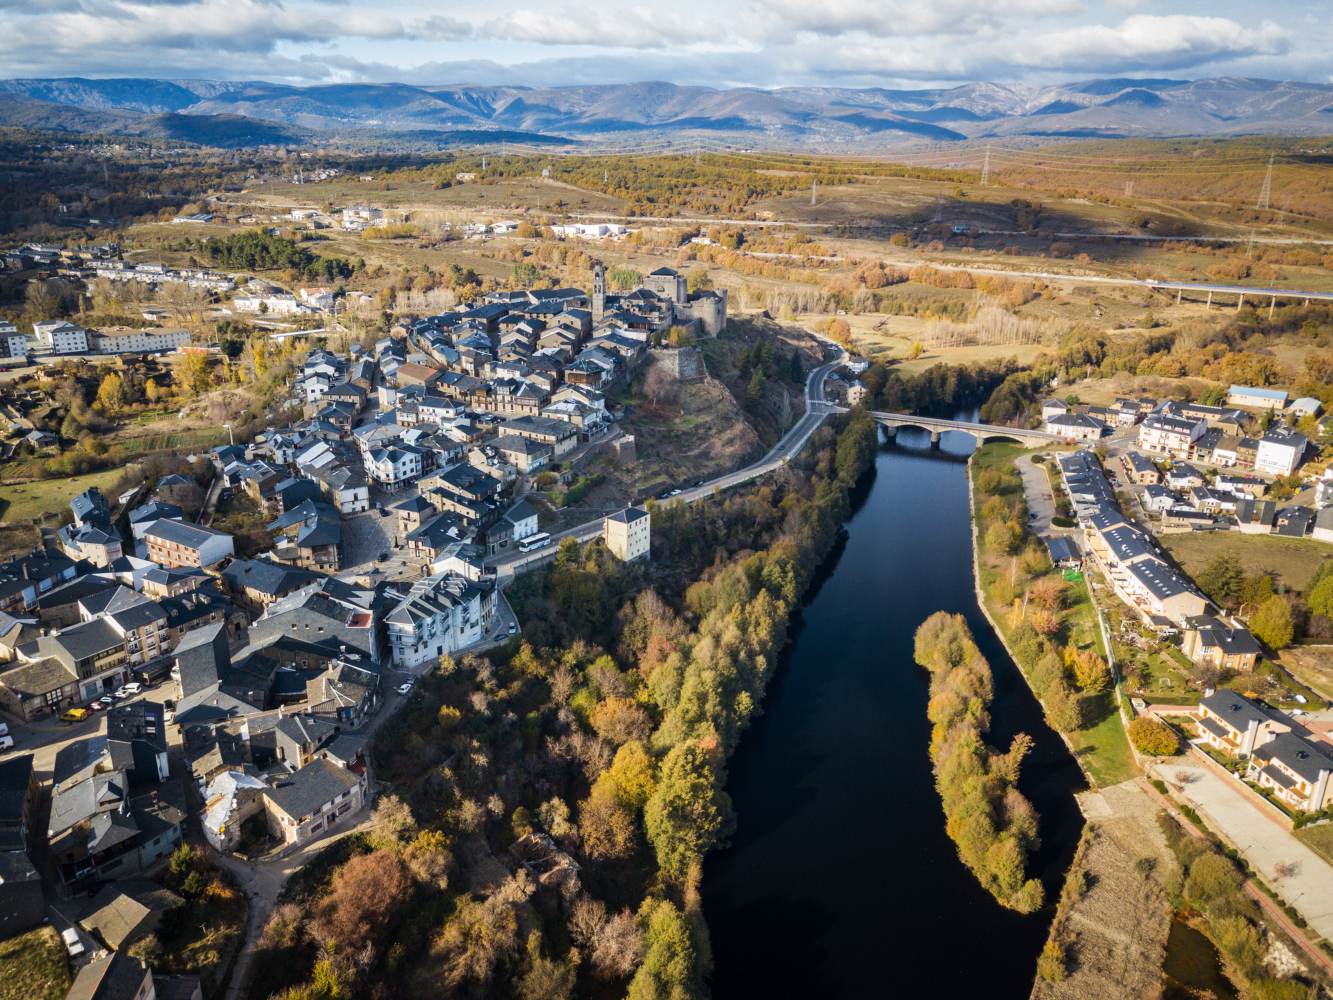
[{"x1": 1, "y1": 76, "x2": 1331, "y2": 149}]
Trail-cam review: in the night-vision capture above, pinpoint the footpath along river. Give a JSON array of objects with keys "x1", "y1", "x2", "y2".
[{"x1": 704, "y1": 424, "x2": 1087, "y2": 997}]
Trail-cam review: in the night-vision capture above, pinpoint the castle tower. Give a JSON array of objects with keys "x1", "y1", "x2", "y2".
[{"x1": 591, "y1": 261, "x2": 606, "y2": 321}]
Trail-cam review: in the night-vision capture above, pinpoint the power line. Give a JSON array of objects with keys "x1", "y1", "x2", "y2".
[
  {"x1": 1256, "y1": 153, "x2": 1274, "y2": 210},
  {"x1": 979, "y1": 144, "x2": 991, "y2": 186}
]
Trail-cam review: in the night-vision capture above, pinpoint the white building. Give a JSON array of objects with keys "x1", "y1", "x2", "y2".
[
  {"x1": 366, "y1": 447, "x2": 422, "y2": 490},
  {"x1": 89, "y1": 328, "x2": 190, "y2": 354},
  {"x1": 503, "y1": 498, "x2": 539, "y2": 542},
  {"x1": 31, "y1": 320, "x2": 89, "y2": 354},
  {"x1": 298, "y1": 287, "x2": 336, "y2": 310},
  {"x1": 233, "y1": 294, "x2": 308, "y2": 316},
  {"x1": 1137, "y1": 414, "x2": 1205, "y2": 459},
  {"x1": 1044, "y1": 412, "x2": 1106, "y2": 442},
  {"x1": 341, "y1": 205, "x2": 383, "y2": 231},
  {"x1": 1227, "y1": 385, "x2": 1288, "y2": 411},
  {"x1": 384, "y1": 572, "x2": 485, "y2": 668},
  {"x1": 604, "y1": 506, "x2": 650, "y2": 562},
  {"x1": 1254, "y1": 431, "x2": 1307, "y2": 477}
]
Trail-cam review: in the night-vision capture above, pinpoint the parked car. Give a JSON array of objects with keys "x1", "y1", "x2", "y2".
[
  {"x1": 507, "y1": 622, "x2": 518, "y2": 635},
  {"x1": 0, "y1": 722, "x2": 8, "y2": 737},
  {"x1": 0, "y1": 735, "x2": 13, "y2": 752},
  {"x1": 60, "y1": 708, "x2": 89, "y2": 723},
  {"x1": 99, "y1": 695, "x2": 115, "y2": 706},
  {"x1": 379, "y1": 508, "x2": 392, "y2": 517},
  {"x1": 88, "y1": 701, "x2": 104, "y2": 712},
  {"x1": 113, "y1": 687, "x2": 131, "y2": 700},
  {"x1": 61, "y1": 928, "x2": 84, "y2": 958},
  {"x1": 397, "y1": 680, "x2": 414, "y2": 696},
  {"x1": 122, "y1": 681, "x2": 142, "y2": 695}
]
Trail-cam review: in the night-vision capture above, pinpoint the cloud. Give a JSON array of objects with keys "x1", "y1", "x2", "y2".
[
  {"x1": 0, "y1": 0, "x2": 1321, "y2": 87},
  {"x1": 1019, "y1": 14, "x2": 1289, "y2": 71},
  {"x1": 472, "y1": 8, "x2": 722, "y2": 49},
  {"x1": 741, "y1": 0, "x2": 1083, "y2": 40}
]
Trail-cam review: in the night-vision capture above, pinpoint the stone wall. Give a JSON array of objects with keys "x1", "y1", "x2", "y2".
[{"x1": 648, "y1": 346, "x2": 706, "y2": 383}]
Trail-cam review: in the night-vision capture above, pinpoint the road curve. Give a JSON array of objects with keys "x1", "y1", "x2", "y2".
[{"x1": 493, "y1": 338, "x2": 847, "y2": 576}]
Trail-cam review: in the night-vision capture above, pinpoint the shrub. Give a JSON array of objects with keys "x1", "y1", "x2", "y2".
[
  {"x1": 1037, "y1": 939, "x2": 1067, "y2": 982},
  {"x1": 1128, "y1": 716, "x2": 1179, "y2": 756}
]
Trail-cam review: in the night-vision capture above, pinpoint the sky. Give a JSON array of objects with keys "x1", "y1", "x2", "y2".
[{"x1": 0, "y1": 0, "x2": 1328, "y2": 89}]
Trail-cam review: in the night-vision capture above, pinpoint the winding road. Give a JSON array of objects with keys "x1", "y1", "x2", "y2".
[{"x1": 491, "y1": 338, "x2": 847, "y2": 577}]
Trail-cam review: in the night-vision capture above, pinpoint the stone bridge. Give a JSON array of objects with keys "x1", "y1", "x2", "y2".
[{"x1": 870, "y1": 411, "x2": 1061, "y2": 447}]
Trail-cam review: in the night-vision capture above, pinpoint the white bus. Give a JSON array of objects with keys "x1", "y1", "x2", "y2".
[{"x1": 517, "y1": 532, "x2": 552, "y2": 553}]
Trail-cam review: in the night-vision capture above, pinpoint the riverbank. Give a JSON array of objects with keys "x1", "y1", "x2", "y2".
[
  {"x1": 706, "y1": 427, "x2": 1085, "y2": 998},
  {"x1": 966, "y1": 444, "x2": 1137, "y2": 789},
  {"x1": 964, "y1": 443, "x2": 1181, "y2": 998}
]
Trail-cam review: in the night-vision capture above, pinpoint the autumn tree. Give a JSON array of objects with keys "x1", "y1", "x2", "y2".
[
  {"x1": 309, "y1": 850, "x2": 411, "y2": 958},
  {"x1": 95, "y1": 371, "x2": 126, "y2": 412},
  {"x1": 1069, "y1": 648, "x2": 1111, "y2": 694},
  {"x1": 432, "y1": 895, "x2": 520, "y2": 989},
  {"x1": 1250, "y1": 595, "x2": 1294, "y2": 650},
  {"x1": 1128, "y1": 716, "x2": 1178, "y2": 756}
]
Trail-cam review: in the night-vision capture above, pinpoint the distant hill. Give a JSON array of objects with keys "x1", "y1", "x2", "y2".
[{"x1": 1, "y1": 76, "x2": 1330, "y2": 149}]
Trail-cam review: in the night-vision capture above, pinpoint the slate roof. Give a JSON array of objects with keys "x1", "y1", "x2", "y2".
[
  {"x1": 264, "y1": 757, "x2": 359, "y2": 822},
  {"x1": 1252, "y1": 732, "x2": 1333, "y2": 784},
  {"x1": 66, "y1": 952, "x2": 151, "y2": 1000},
  {"x1": 1200, "y1": 690, "x2": 1271, "y2": 732}
]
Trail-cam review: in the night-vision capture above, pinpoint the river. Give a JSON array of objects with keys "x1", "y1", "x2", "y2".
[{"x1": 704, "y1": 425, "x2": 1087, "y2": 998}]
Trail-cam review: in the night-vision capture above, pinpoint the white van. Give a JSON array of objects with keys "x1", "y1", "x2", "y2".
[{"x1": 62, "y1": 927, "x2": 85, "y2": 957}]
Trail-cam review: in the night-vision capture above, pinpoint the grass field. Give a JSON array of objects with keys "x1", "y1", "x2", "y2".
[
  {"x1": 0, "y1": 926, "x2": 70, "y2": 1000},
  {"x1": 1278, "y1": 646, "x2": 1333, "y2": 702},
  {"x1": 1294, "y1": 824, "x2": 1333, "y2": 869},
  {"x1": 0, "y1": 467, "x2": 136, "y2": 524},
  {"x1": 1160, "y1": 532, "x2": 1333, "y2": 596}
]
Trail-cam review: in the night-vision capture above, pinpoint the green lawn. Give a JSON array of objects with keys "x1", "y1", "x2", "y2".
[
  {"x1": 972, "y1": 442, "x2": 1139, "y2": 788},
  {"x1": 1294, "y1": 824, "x2": 1333, "y2": 868},
  {"x1": 1071, "y1": 695, "x2": 1139, "y2": 787},
  {"x1": 0, "y1": 467, "x2": 138, "y2": 524},
  {"x1": 0, "y1": 926, "x2": 70, "y2": 1000},
  {"x1": 1161, "y1": 531, "x2": 1332, "y2": 596}
]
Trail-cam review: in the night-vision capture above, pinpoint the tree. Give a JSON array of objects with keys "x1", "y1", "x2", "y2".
[
  {"x1": 310, "y1": 850, "x2": 411, "y2": 958},
  {"x1": 433, "y1": 896, "x2": 519, "y2": 989},
  {"x1": 1037, "y1": 939, "x2": 1066, "y2": 982},
  {"x1": 607, "y1": 741, "x2": 656, "y2": 808},
  {"x1": 177, "y1": 350, "x2": 212, "y2": 397},
  {"x1": 644, "y1": 743, "x2": 729, "y2": 881},
  {"x1": 1251, "y1": 595, "x2": 1294, "y2": 650},
  {"x1": 517, "y1": 933, "x2": 575, "y2": 1000},
  {"x1": 95, "y1": 371, "x2": 125, "y2": 412},
  {"x1": 1197, "y1": 553, "x2": 1245, "y2": 607},
  {"x1": 591, "y1": 696, "x2": 652, "y2": 746},
  {"x1": 627, "y1": 899, "x2": 702, "y2": 1000},
  {"x1": 745, "y1": 367, "x2": 766, "y2": 405},
  {"x1": 1045, "y1": 681, "x2": 1084, "y2": 731},
  {"x1": 1128, "y1": 716, "x2": 1178, "y2": 756},
  {"x1": 579, "y1": 778, "x2": 638, "y2": 860},
  {"x1": 1070, "y1": 648, "x2": 1110, "y2": 694},
  {"x1": 1308, "y1": 573, "x2": 1333, "y2": 619},
  {"x1": 1184, "y1": 852, "x2": 1243, "y2": 916}
]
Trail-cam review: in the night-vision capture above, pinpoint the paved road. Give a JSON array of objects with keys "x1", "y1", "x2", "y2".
[
  {"x1": 1152, "y1": 761, "x2": 1333, "y2": 941},
  {"x1": 491, "y1": 339, "x2": 847, "y2": 577},
  {"x1": 1017, "y1": 454, "x2": 1063, "y2": 537}
]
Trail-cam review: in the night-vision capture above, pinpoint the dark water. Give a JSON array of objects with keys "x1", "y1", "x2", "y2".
[
  {"x1": 704, "y1": 427, "x2": 1088, "y2": 998},
  {"x1": 1163, "y1": 919, "x2": 1236, "y2": 1000}
]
